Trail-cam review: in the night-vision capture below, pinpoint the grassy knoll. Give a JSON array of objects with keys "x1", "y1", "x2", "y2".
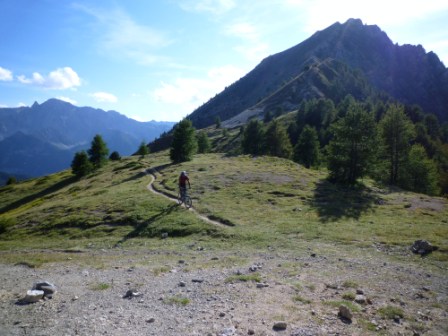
[
  {"x1": 153, "y1": 153, "x2": 448, "y2": 254},
  {"x1": 1, "y1": 151, "x2": 447, "y2": 265}
]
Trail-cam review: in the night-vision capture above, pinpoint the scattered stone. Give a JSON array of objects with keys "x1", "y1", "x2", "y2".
[
  {"x1": 248, "y1": 329, "x2": 255, "y2": 335},
  {"x1": 256, "y1": 283, "x2": 269, "y2": 288},
  {"x1": 310, "y1": 253, "x2": 316, "y2": 257},
  {"x1": 393, "y1": 315, "x2": 401, "y2": 324},
  {"x1": 146, "y1": 318, "x2": 155, "y2": 323},
  {"x1": 123, "y1": 289, "x2": 142, "y2": 299},
  {"x1": 273, "y1": 322, "x2": 287, "y2": 331},
  {"x1": 326, "y1": 283, "x2": 339, "y2": 290},
  {"x1": 338, "y1": 305, "x2": 353, "y2": 321},
  {"x1": 192, "y1": 279, "x2": 204, "y2": 283},
  {"x1": 249, "y1": 265, "x2": 261, "y2": 272},
  {"x1": 178, "y1": 260, "x2": 185, "y2": 264},
  {"x1": 411, "y1": 240, "x2": 438, "y2": 255},
  {"x1": 33, "y1": 281, "x2": 57, "y2": 296},
  {"x1": 179, "y1": 281, "x2": 186, "y2": 287},
  {"x1": 355, "y1": 294, "x2": 366, "y2": 304},
  {"x1": 23, "y1": 290, "x2": 44, "y2": 303},
  {"x1": 161, "y1": 232, "x2": 168, "y2": 239},
  {"x1": 356, "y1": 289, "x2": 364, "y2": 295},
  {"x1": 219, "y1": 312, "x2": 226, "y2": 317},
  {"x1": 220, "y1": 326, "x2": 236, "y2": 336}
]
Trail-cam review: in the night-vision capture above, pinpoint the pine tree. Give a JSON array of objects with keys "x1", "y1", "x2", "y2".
[
  {"x1": 378, "y1": 104, "x2": 414, "y2": 184},
  {"x1": 109, "y1": 151, "x2": 121, "y2": 161},
  {"x1": 294, "y1": 125, "x2": 320, "y2": 168},
  {"x1": 71, "y1": 151, "x2": 93, "y2": 177},
  {"x1": 400, "y1": 144, "x2": 439, "y2": 195},
  {"x1": 137, "y1": 141, "x2": 150, "y2": 158},
  {"x1": 197, "y1": 131, "x2": 211, "y2": 153},
  {"x1": 241, "y1": 119, "x2": 265, "y2": 155},
  {"x1": 327, "y1": 103, "x2": 378, "y2": 184},
  {"x1": 170, "y1": 119, "x2": 197, "y2": 163},
  {"x1": 88, "y1": 134, "x2": 109, "y2": 168},
  {"x1": 264, "y1": 120, "x2": 293, "y2": 159}
]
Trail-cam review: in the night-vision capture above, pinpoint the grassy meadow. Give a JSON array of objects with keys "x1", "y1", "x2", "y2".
[{"x1": 1, "y1": 149, "x2": 447, "y2": 266}]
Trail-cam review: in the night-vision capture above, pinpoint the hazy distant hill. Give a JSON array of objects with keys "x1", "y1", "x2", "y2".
[
  {"x1": 188, "y1": 18, "x2": 448, "y2": 128},
  {"x1": 0, "y1": 99, "x2": 174, "y2": 180}
]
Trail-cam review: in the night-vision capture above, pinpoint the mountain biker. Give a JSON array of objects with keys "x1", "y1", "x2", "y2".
[{"x1": 178, "y1": 171, "x2": 190, "y2": 199}]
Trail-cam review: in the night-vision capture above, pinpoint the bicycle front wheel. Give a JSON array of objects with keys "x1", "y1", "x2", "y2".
[{"x1": 184, "y1": 196, "x2": 192, "y2": 209}]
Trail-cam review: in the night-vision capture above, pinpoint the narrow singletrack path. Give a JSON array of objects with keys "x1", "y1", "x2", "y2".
[{"x1": 146, "y1": 169, "x2": 232, "y2": 228}]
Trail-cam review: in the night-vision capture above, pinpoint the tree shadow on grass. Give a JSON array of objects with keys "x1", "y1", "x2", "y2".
[
  {"x1": 0, "y1": 176, "x2": 77, "y2": 214},
  {"x1": 117, "y1": 203, "x2": 178, "y2": 244},
  {"x1": 309, "y1": 179, "x2": 381, "y2": 222}
]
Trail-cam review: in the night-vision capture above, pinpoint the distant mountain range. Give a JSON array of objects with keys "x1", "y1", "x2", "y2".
[
  {"x1": 188, "y1": 18, "x2": 448, "y2": 128},
  {"x1": 0, "y1": 99, "x2": 174, "y2": 182}
]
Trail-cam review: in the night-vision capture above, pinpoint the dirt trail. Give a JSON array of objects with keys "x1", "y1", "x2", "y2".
[{"x1": 146, "y1": 169, "x2": 231, "y2": 228}]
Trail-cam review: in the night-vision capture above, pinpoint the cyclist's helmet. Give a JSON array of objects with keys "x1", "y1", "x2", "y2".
[{"x1": 181, "y1": 171, "x2": 187, "y2": 176}]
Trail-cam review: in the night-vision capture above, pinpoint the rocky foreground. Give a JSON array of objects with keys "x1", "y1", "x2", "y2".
[{"x1": 0, "y1": 242, "x2": 446, "y2": 336}]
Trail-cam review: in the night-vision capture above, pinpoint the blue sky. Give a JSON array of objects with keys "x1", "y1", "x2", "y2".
[{"x1": 1, "y1": 0, "x2": 447, "y2": 122}]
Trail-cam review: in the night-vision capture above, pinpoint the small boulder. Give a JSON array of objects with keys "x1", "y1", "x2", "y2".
[
  {"x1": 123, "y1": 289, "x2": 142, "y2": 299},
  {"x1": 23, "y1": 290, "x2": 44, "y2": 303},
  {"x1": 33, "y1": 281, "x2": 56, "y2": 296},
  {"x1": 338, "y1": 305, "x2": 353, "y2": 321},
  {"x1": 411, "y1": 240, "x2": 438, "y2": 255},
  {"x1": 273, "y1": 322, "x2": 287, "y2": 331},
  {"x1": 355, "y1": 294, "x2": 366, "y2": 304}
]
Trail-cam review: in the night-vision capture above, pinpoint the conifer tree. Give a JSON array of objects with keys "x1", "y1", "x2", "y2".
[
  {"x1": 400, "y1": 144, "x2": 439, "y2": 195},
  {"x1": 294, "y1": 125, "x2": 320, "y2": 168},
  {"x1": 241, "y1": 119, "x2": 265, "y2": 155},
  {"x1": 137, "y1": 141, "x2": 150, "y2": 158},
  {"x1": 378, "y1": 104, "x2": 414, "y2": 184},
  {"x1": 170, "y1": 119, "x2": 197, "y2": 163},
  {"x1": 88, "y1": 134, "x2": 109, "y2": 168},
  {"x1": 264, "y1": 119, "x2": 293, "y2": 159},
  {"x1": 327, "y1": 103, "x2": 378, "y2": 184},
  {"x1": 71, "y1": 150, "x2": 93, "y2": 177},
  {"x1": 197, "y1": 131, "x2": 211, "y2": 153}
]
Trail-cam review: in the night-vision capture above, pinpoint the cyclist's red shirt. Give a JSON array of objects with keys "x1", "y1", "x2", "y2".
[{"x1": 179, "y1": 175, "x2": 189, "y2": 187}]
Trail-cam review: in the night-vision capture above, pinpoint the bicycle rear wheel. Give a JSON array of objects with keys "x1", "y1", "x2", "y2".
[
  {"x1": 177, "y1": 192, "x2": 183, "y2": 205},
  {"x1": 184, "y1": 196, "x2": 192, "y2": 209}
]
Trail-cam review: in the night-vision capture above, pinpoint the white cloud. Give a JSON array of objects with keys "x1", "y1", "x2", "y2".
[
  {"x1": 0, "y1": 66, "x2": 13, "y2": 81},
  {"x1": 152, "y1": 65, "x2": 245, "y2": 118},
  {"x1": 74, "y1": 4, "x2": 171, "y2": 65},
  {"x1": 57, "y1": 96, "x2": 78, "y2": 105},
  {"x1": 90, "y1": 92, "x2": 118, "y2": 103},
  {"x1": 179, "y1": 0, "x2": 236, "y2": 15},
  {"x1": 284, "y1": 0, "x2": 448, "y2": 34},
  {"x1": 225, "y1": 22, "x2": 258, "y2": 41},
  {"x1": 17, "y1": 67, "x2": 81, "y2": 90}
]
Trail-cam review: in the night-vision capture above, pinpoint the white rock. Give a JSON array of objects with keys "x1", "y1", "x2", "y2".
[{"x1": 23, "y1": 290, "x2": 44, "y2": 303}]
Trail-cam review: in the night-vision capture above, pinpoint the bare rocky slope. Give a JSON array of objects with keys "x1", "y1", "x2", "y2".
[{"x1": 0, "y1": 243, "x2": 446, "y2": 336}]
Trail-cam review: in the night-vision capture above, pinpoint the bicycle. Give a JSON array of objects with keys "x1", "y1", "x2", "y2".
[{"x1": 177, "y1": 187, "x2": 192, "y2": 208}]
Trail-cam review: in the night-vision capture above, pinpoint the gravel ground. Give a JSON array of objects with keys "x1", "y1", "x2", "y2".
[{"x1": 1, "y1": 245, "x2": 447, "y2": 336}]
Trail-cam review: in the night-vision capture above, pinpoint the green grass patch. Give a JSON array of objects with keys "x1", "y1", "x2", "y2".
[
  {"x1": 342, "y1": 280, "x2": 359, "y2": 289},
  {"x1": 324, "y1": 300, "x2": 361, "y2": 313},
  {"x1": 225, "y1": 272, "x2": 262, "y2": 283},
  {"x1": 164, "y1": 295, "x2": 190, "y2": 306},
  {"x1": 377, "y1": 305, "x2": 404, "y2": 319},
  {"x1": 342, "y1": 292, "x2": 356, "y2": 300},
  {"x1": 90, "y1": 282, "x2": 111, "y2": 291},
  {"x1": 293, "y1": 295, "x2": 312, "y2": 304}
]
